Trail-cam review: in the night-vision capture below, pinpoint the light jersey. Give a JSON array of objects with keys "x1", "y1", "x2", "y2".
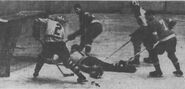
[{"x1": 39, "y1": 18, "x2": 65, "y2": 42}]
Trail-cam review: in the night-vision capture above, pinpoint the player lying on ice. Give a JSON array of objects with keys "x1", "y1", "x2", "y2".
[
  {"x1": 32, "y1": 13, "x2": 136, "y2": 83},
  {"x1": 68, "y1": 44, "x2": 137, "y2": 79}
]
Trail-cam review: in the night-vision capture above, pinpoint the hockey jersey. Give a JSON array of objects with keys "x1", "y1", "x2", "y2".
[
  {"x1": 79, "y1": 11, "x2": 96, "y2": 29},
  {"x1": 147, "y1": 17, "x2": 175, "y2": 41},
  {"x1": 38, "y1": 18, "x2": 65, "y2": 42}
]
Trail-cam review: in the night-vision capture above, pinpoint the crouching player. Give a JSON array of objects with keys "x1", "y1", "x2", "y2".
[
  {"x1": 69, "y1": 44, "x2": 136, "y2": 79},
  {"x1": 144, "y1": 11, "x2": 183, "y2": 77},
  {"x1": 32, "y1": 14, "x2": 87, "y2": 83}
]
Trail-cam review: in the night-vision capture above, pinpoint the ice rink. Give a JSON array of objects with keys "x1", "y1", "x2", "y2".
[{"x1": 0, "y1": 14, "x2": 185, "y2": 89}]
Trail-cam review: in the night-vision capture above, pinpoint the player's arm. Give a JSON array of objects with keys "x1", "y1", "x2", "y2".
[
  {"x1": 67, "y1": 26, "x2": 84, "y2": 41},
  {"x1": 131, "y1": 1, "x2": 148, "y2": 27},
  {"x1": 67, "y1": 13, "x2": 89, "y2": 41},
  {"x1": 138, "y1": 15, "x2": 148, "y2": 27},
  {"x1": 76, "y1": 23, "x2": 86, "y2": 35}
]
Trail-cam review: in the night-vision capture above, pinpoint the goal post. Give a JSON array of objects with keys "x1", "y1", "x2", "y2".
[{"x1": 0, "y1": 11, "x2": 46, "y2": 77}]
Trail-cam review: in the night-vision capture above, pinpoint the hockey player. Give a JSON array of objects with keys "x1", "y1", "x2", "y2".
[
  {"x1": 67, "y1": 4, "x2": 103, "y2": 54},
  {"x1": 129, "y1": 1, "x2": 152, "y2": 65},
  {"x1": 69, "y1": 44, "x2": 136, "y2": 78},
  {"x1": 32, "y1": 14, "x2": 87, "y2": 83},
  {"x1": 144, "y1": 10, "x2": 183, "y2": 77}
]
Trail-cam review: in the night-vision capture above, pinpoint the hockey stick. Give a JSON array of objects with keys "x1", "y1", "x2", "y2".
[
  {"x1": 56, "y1": 64, "x2": 74, "y2": 77},
  {"x1": 127, "y1": 48, "x2": 146, "y2": 63},
  {"x1": 54, "y1": 39, "x2": 74, "y2": 77},
  {"x1": 126, "y1": 41, "x2": 160, "y2": 63},
  {"x1": 104, "y1": 39, "x2": 131, "y2": 60}
]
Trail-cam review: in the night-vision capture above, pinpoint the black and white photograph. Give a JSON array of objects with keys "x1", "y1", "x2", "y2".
[{"x1": 0, "y1": 0, "x2": 184, "y2": 89}]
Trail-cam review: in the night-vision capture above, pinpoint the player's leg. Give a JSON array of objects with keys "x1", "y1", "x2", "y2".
[
  {"x1": 57, "y1": 42, "x2": 87, "y2": 83},
  {"x1": 166, "y1": 38, "x2": 183, "y2": 76},
  {"x1": 98, "y1": 60, "x2": 115, "y2": 71},
  {"x1": 66, "y1": 59, "x2": 87, "y2": 82},
  {"x1": 33, "y1": 42, "x2": 54, "y2": 77},
  {"x1": 149, "y1": 50, "x2": 163, "y2": 77},
  {"x1": 81, "y1": 56, "x2": 114, "y2": 71},
  {"x1": 56, "y1": 42, "x2": 70, "y2": 65},
  {"x1": 143, "y1": 49, "x2": 153, "y2": 63},
  {"x1": 130, "y1": 29, "x2": 142, "y2": 65},
  {"x1": 33, "y1": 54, "x2": 44, "y2": 78},
  {"x1": 168, "y1": 52, "x2": 183, "y2": 76},
  {"x1": 78, "y1": 56, "x2": 104, "y2": 79},
  {"x1": 143, "y1": 32, "x2": 158, "y2": 63},
  {"x1": 33, "y1": 43, "x2": 50, "y2": 78}
]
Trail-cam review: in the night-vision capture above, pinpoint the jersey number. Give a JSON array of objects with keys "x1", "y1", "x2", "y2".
[{"x1": 54, "y1": 23, "x2": 62, "y2": 35}]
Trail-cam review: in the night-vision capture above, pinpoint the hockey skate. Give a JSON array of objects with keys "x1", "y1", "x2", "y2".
[
  {"x1": 149, "y1": 70, "x2": 163, "y2": 77},
  {"x1": 77, "y1": 75, "x2": 88, "y2": 83},
  {"x1": 173, "y1": 70, "x2": 183, "y2": 77}
]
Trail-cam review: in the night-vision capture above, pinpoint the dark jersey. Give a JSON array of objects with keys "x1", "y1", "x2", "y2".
[
  {"x1": 70, "y1": 11, "x2": 97, "y2": 37},
  {"x1": 147, "y1": 17, "x2": 175, "y2": 40},
  {"x1": 79, "y1": 11, "x2": 95, "y2": 29}
]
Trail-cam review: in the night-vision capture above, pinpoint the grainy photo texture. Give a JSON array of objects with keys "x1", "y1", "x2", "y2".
[{"x1": 0, "y1": 0, "x2": 184, "y2": 89}]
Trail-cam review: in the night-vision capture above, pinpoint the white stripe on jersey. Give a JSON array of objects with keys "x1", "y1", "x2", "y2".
[{"x1": 159, "y1": 19, "x2": 168, "y2": 31}]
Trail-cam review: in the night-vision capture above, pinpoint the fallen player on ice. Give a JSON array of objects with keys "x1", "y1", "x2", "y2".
[{"x1": 69, "y1": 44, "x2": 137, "y2": 79}]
